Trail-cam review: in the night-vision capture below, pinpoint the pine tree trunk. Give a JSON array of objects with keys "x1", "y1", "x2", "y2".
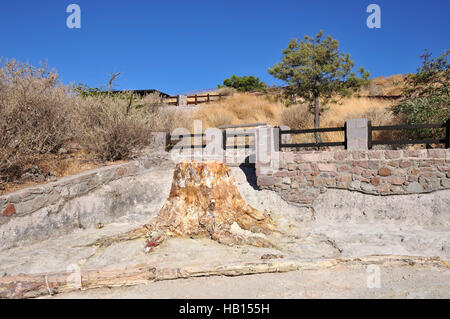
[{"x1": 314, "y1": 96, "x2": 320, "y2": 144}]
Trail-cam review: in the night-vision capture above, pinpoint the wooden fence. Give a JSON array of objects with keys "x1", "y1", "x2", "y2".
[
  {"x1": 278, "y1": 126, "x2": 347, "y2": 149},
  {"x1": 168, "y1": 132, "x2": 256, "y2": 150},
  {"x1": 165, "y1": 93, "x2": 226, "y2": 106},
  {"x1": 368, "y1": 120, "x2": 450, "y2": 149},
  {"x1": 167, "y1": 123, "x2": 265, "y2": 150},
  {"x1": 279, "y1": 119, "x2": 450, "y2": 150},
  {"x1": 166, "y1": 119, "x2": 449, "y2": 151}
]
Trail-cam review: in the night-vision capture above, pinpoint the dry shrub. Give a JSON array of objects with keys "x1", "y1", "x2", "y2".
[
  {"x1": 142, "y1": 92, "x2": 165, "y2": 109},
  {"x1": 217, "y1": 87, "x2": 237, "y2": 96},
  {"x1": 0, "y1": 59, "x2": 75, "y2": 180},
  {"x1": 76, "y1": 95, "x2": 154, "y2": 161},
  {"x1": 0, "y1": 59, "x2": 184, "y2": 184}
]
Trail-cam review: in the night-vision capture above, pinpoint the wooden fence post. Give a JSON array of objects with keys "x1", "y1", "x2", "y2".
[
  {"x1": 207, "y1": 94, "x2": 210, "y2": 103},
  {"x1": 222, "y1": 130, "x2": 227, "y2": 151},
  {"x1": 276, "y1": 126, "x2": 282, "y2": 152},
  {"x1": 368, "y1": 120, "x2": 373, "y2": 149},
  {"x1": 195, "y1": 94, "x2": 198, "y2": 104},
  {"x1": 446, "y1": 118, "x2": 450, "y2": 149},
  {"x1": 344, "y1": 122, "x2": 347, "y2": 150}
]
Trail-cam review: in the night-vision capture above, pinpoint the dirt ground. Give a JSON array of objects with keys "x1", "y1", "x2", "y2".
[{"x1": 0, "y1": 164, "x2": 449, "y2": 298}]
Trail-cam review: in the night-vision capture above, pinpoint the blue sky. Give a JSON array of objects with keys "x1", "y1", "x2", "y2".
[{"x1": 1, "y1": 0, "x2": 449, "y2": 95}]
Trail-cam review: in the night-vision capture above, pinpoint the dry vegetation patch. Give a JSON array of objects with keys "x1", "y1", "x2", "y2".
[
  {"x1": 0, "y1": 59, "x2": 180, "y2": 191},
  {"x1": 0, "y1": 58, "x2": 406, "y2": 194}
]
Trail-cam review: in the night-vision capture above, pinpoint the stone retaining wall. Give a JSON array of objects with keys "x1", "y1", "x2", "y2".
[{"x1": 257, "y1": 149, "x2": 450, "y2": 205}]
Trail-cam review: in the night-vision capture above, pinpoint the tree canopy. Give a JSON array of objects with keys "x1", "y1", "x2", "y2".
[
  {"x1": 268, "y1": 30, "x2": 369, "y2": 129},
  {"x1": 391, "y1": 49, "x2": 449, "y2": 138},
  {"x1": 218, "y1": 75, "x2": 267, "y2": 92}
]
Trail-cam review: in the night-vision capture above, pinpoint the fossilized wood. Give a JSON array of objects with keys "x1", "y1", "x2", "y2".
[
  {"x1": 88, "y1": 161, "x2": 277, "y2": 251},
  {"x1": 0, "y1": 255, "x2": 447, "y2": 299}
]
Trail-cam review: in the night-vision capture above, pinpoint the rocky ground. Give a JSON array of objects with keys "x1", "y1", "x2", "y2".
[{"x1": 0, "y1": 161, "x2": 449, "y2": 298}]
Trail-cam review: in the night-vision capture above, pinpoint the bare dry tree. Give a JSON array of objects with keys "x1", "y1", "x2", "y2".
[{"x1": 107, "y1": 72, "x2": 121, "y2": 95}]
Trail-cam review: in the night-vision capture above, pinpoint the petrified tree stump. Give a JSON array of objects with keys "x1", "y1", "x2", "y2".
[{"x1": 91, "y1": 161, "x2": 276, "y2": 252}]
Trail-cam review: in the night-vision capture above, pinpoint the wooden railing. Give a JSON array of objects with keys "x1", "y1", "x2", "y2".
[
  {"x1": 167, "y1": 124, "x2": 267, "y2": 150},
  {"x1": 168, "y1": 131, "x2": 256, "y2": 150},
  {"x1": 165, "y1": 93, "x2": 226, "y2": 106},
  {"x1": 167, "y1": 119, "x2": 449, "y2": 151},
  {"x1": 279, "y1": 118, "x2": 450, "y2": 150},
  {"x1": 368, "y1": 120, "x2": 450, "y2": 149},
  {"x1": 278, "y1": 126, "x2": 346, "y2": 149}
]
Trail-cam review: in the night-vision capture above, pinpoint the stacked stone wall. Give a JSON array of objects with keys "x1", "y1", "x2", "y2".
[{"x1": 257, "y1": 149, "x2": 450, "y2": 205}]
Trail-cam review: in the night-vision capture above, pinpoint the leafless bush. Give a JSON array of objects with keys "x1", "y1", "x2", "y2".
[
  {"x1": 76, "y1": 95, "x2": 154, "y2": 161},
  {"x1": 0, "y1": 59, "x2": 75, "y2": 180},
  {"x1": 142, "y1": 92, "x2": 165, "y2": 109}
]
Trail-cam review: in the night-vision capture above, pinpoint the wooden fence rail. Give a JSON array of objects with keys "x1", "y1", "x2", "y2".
[
  {"x1": 278, "y1": 126, "x2": 347, "y2": 149},
  {"x1": 167, "y1": 119, "x2": 449, "y2": 152},
  {"x1": 165, "y1": 93, "x2": 225, "y2": 106},
  {"x1": 368, "y1": 120, "x2": 449, "y2": 149},
  {"x1": 168, "y1": 131, "x2": 256, "y2": 150},
  {"x1": 278, "y1": 118, "x2": 450, "y2": 150}
]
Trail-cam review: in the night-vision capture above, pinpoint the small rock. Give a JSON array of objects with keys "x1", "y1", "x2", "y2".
[
  {"x1": 361, "y1": 182, "x2": 376, "y2": 192},
  {"x1": 3, "y1": 204, "x2": 16, "y2": 217},
  {"x1": 441, "y1": 179, "x2": 450, "y2": 188},
  {"x1": 406, "y1": 182, "x2": 424, "y2": 193},
  {"x1": 378, "y1": 167, "x2": 391, "y2": 176},
  {"x1": 58, "y1": 148, "x2": 68, "y2": 155},
  {"x1": 371, "y1": 177, "x2": 381, "y2": 186},
  {"x1": 350, "y1": 180, "x2": 361, "y2": 190},
  {"x1": 261, "y1": 254, "x2": 284, "y2": 260}
]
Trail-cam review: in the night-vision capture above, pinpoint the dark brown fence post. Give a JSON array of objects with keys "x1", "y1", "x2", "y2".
[
  {"x1": 195, "y1": 94, "x2": 198, "y2": 104},
  {"x1": 368, "y1": 120, "x2": 373, "y2": 149},
  {"x1": 344, "y1": 122, "x2": 348, "y2": 150},
  {"x1": 446, "y1": 118, "x2": 450, "y2": 149},
  {"x1": 165, "y1": 133, "x2": 171, "y2": 152},
  {"x1": 207, "y1": 94, "x2": 210, "y2": 103},
  {"x1": 222, "y1": 130, "x2": 227, "y2": 151},
  {"x1": 277, "y1": 126, "x2": 282, "y2": 152}
]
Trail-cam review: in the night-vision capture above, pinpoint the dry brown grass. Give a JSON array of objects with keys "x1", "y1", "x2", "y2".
[
  {"x1": 189, "y1": 93, "x2": 285, "y2": 128},
  {"x1": 189, "y1": 93, "x2": 397, "y2": 144},
  {"x1": 323, "y1": 97, "x2": 398, "y2": 142},
  {"x1": 283, "y1": 97, "x2": 397, "y2": 143},
  {"x1": 360, "y1": 74, "x2": 405, "y2": 96}
]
